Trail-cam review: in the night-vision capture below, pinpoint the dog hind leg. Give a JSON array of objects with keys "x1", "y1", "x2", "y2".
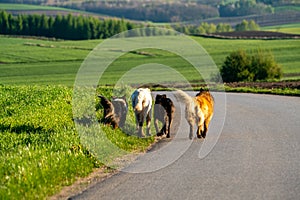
[
  {"x1": 202, "y1": 115, "x2": 213, "y2": 138},
  {"x1": 146, "y1": 112, "x2": 151, "y2": 136}
]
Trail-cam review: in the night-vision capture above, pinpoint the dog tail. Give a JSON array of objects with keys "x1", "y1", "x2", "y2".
[
  {"x1": 174, "y1": 90, "x2": 194, "y2": 106},
  {"x1": 175, "y1": 90, "x2": 196, "y2": 121}
]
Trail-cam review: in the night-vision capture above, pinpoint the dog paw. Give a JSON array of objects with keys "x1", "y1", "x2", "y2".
[{"x1": 156, "y1": 132, "x2": 163, "y2": 137}]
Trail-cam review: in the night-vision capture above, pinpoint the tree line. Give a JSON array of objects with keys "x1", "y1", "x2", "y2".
[
  {"x1": 74, "y1": 1, "x2": 219, "y2": 23},
  {"x1": 172, "y1": 20, "x2": 259, "y2": 35},
  {"x1": 0, "y1": 10, "x2": 135, "y2": 40},
  {"x1": 219, "y1": 0, "x2": 274, "y2": 17}
]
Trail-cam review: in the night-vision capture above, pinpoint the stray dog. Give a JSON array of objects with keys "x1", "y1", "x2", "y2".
[
  {"x1": 111, "y1": 96, "x2": 128, "y2": 128},
  {"x1": 131, "y1": 88, "x2": 152, "y2": 137},
  {"x1": 154, "y1": 94, "x2": 175, "y2": 138},
  {"x1": 98, "y1": 95, "x2": 128, "y2": 129},
  {"x1": 175, "y1": 89, "x2": 214, "y2": 139}
]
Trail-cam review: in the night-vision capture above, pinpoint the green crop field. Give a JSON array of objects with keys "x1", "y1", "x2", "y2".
[
  {"x1": 275, "y1": 5, "x2": 300, "y2": 12},
  {"x1": 1, "y1": 35, "x2": 299, "y2": 86},
  {"x1": 263, "y1": 23, "x2": 300, "y2": 35},
  {"x1": 0, "y1": 3, "x2": 123, "y2": 20},
  {"x1": 0, "y1": 3, "x2": 82, "y2": 12}
]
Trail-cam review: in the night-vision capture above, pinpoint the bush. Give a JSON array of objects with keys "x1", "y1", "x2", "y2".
[
  {"x1": 220, "y1": 49, "x2": 282, "y2": 82},
  {"x1": 235, "y1": 20, "x2": 260, "y2": 31},
  {"x1": 250, "y1": 49, "x2": 283, "y2": 81}
]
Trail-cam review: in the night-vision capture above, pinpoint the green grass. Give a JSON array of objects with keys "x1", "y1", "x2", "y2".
[
  {"x1": 0, "y1": 3, "x2": 125, "y2": 20},
  {"x1": 275, "y1": 5, "x2": 300, "y2": 12},
  {"x1": 0, "y1": 3, "x2": 84, "y2": 12},
  {"x1": 262, "y1": 23, "x2": 300, "y2": 34},
  {"x1": 222, "y1": 86, "x2": 300, "y2": 96},
  {"x1": 0, "y1": 85, "x2": 154, "y2": 199},
  {"x1": 194, "y1": 36, "x2": 300, "y2": 78},
  {"x1": 0, "y1": 36, "x2": 94, "y2": 85},
  {"x1": 0, "y1": 35, "x2": 299, "y2": 86}
]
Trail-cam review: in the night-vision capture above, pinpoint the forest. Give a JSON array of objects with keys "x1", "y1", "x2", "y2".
[{"x1": 0, "y1": 11, "x2": 135, "y2": 40}]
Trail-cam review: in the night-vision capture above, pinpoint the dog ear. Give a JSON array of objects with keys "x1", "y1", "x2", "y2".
[
  {"x1": 98, "y1": 95, "x2": 106, "y2": 101},
  {"x1": 98, "y1": 95, "x2": 112, "y2": 107},
  {"x1": 162, "y1": 94, "x2": 167, "y2": 98}
]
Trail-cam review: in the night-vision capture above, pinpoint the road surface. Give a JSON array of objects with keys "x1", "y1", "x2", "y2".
[{"x1": 71, "y1": 93, "x2": 300, "y2": 200}]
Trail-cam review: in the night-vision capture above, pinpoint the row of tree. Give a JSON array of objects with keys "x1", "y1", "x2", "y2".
[
  {"x1": 0, "y1": 11, "x2": 135, "y2": 40},
  {"x1": 64, "y1": 1, "x2": 219, "y2": 23},
  {"x1": 235, "y1": 20, "x2": 260, "y2": 31},
  {"x1": 172, "y1": 20, "x2": 259, "y2": 35},
  {"x1": 219, "y1": 0, "x2": 274, "y2": 17},
  {"x1": 173, "y1": 22, "x2": 233, "y2": 35}
]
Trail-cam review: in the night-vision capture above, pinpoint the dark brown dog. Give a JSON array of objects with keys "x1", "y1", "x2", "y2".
[
  {"x1": 154, "y1": 94, "x2": 175, "y2": 138},
  {"x1": 98, "y1": 95, "x2": 128, "y2": 129}
]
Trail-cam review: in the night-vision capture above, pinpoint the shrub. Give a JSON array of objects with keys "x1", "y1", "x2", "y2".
[
  {"x1": 220, "y1": 49, "x2": 253, "y2": 82},
  {"x1": 235, "y1": 20, "x2": 260, "y2": 31},
  {"x1": 220, "y1": 49, "x2": 282, "y2": 82}
]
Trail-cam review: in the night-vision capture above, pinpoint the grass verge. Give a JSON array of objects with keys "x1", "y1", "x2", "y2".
[
  {"x1": 0, "y1": 85, "x2": 154, "y2": 199},
  {"x1": 223, "y1": 86, "x2": 300, "y2": 96}
]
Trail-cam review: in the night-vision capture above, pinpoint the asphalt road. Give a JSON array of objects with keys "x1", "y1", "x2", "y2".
[{"x1": 71, "y1": 93, "x2": 300, "y2": 200}]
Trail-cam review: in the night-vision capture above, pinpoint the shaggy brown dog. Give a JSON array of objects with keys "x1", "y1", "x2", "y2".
[
  {"x1": 175, "y1": 89, "x2": 214, "y2": 139},
  {"x1": 111, "y1": 96, "x2": 128, "y2": 128},
  {"x1": 154, "y1": 94, "x2": 175, "y2": 138},
  {"x1": 98, "y1": 95, "x2": 128, "y2": 129}
]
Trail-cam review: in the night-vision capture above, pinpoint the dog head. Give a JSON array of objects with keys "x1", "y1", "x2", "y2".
[
  {"x1": 98, "y1": 95, "x2": 114, "y2": 113},
  {"x1": 155, "y1": 94, "x2": 167, "y2": 105},
  {"x1": 195, "y1": 88, "x2": 205, "y2": 97}
]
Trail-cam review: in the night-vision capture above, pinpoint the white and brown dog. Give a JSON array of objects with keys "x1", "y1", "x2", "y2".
[{"x1": 175, "y1": 89, "x2": 214, "y2": 139}]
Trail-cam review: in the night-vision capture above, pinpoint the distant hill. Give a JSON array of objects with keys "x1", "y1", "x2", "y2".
[{"x1": 1, "y1": 1, "x2": 300, "y2": 27}]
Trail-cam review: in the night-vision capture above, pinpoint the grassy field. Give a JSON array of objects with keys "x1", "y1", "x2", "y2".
[
  {"x1": 0, "y1": 85, "x2": 154, "y2": 199},
  {"x1": 0, "y1": 3, "x2": 128, "y2": 21},
  {"x1": 275, "y1": 5, "x2": 300, "y2": 12},
  {"x1": 0, "y1": 3, "x2": 65, "y2": 10},
  {"x1": 0, "y1": 3, "x2": 85, "y2": 12},
  {"x1": 0, "y1": 35, "x2": 299, "y2": 86},
  {"x1": 263, "y1": 23, "x2": 300, "y2": 35}
]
